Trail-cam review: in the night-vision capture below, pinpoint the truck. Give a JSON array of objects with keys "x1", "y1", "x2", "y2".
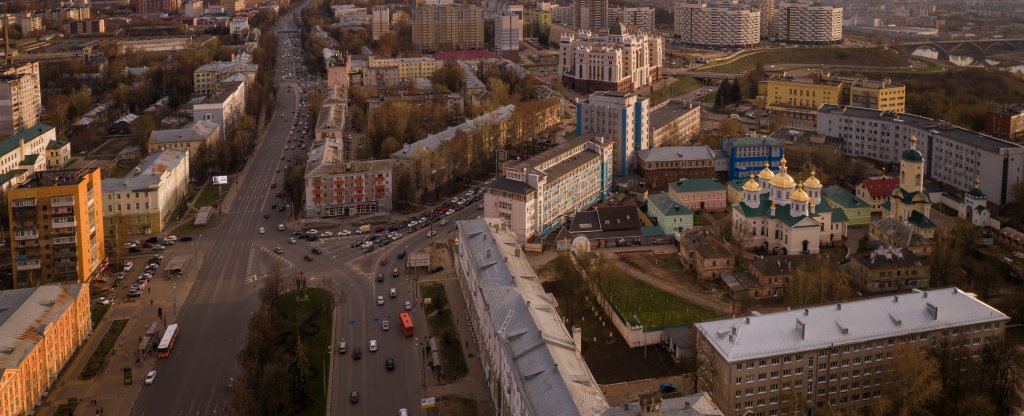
[{"x1": 359, "y1": 224, "x2": 371, "y2": 234}]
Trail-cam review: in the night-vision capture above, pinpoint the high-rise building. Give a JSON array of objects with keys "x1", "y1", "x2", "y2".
[
  {"x1": 8, "y1": 168, "x2": 105, "y2": 287},
  {"x1": 695, "y1": 288, "x2": 1008, "y2": 416},
  {"x1": 66, "y1": 19, "x2": 106, "y2": 36},
  {"x1": 573, "y1": 0, "x2": 608, "y2": 32},
  {"x1": 138, "y1": 0, "x2": 181, "y2": 14},
  {"x1": 576, "y1": 91, "x2": 650, "y2": 175},
  {"x1": 558, "y1": 23, "x2": 663, "y2": 93},
  {"x1": 412, "y1": 4, "x2": 484, "y2": 52},
  {"x1": 371, "y1": 5, "x2": 391, "y2": 41},
  {"x1": 675, "y1": 1, "x2": 760, "y2": 48},
  {"x1": 495, "y1": 11, "x2": 522, "y2": 55},
  {"x1": 771, "y1": 2, "x2": 843, "y2": 44},
  {"x1": 607, "y1": 6, "x2": 655, "y2": 31},
  {"x1": 748, "y1": 0, "x2": 774, "y2": 38},
  {"x1": 0, "y1": 62, "x2": 41, "y2": 137}
]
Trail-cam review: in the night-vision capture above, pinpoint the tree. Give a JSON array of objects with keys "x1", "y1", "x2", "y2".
[
  {"x1": 728, "y1": 78, "x2": 742, "y2": 104},
  {"x1": 784, "y1": 256, "x2": 852, "y2": 308},
  {"x1": 714, "y1": 79, "x2": 730, "y2": 108},
  {"x1": 716, "y1": 118, "x2": 745, "y2": 138},
  {"x1": 884, "y1": 343, "x2": 940, "y2": 416},
  {"x1": 430, "y1": 61, "x2": 466, "y2": 93},
  {"x1": 289, "y1": 336, "x2": 313, "y2": 407}
]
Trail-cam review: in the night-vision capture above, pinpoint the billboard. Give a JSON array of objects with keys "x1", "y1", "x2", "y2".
[{"x1": 213, "y1": 176, "x2": 228, "y2": 185}]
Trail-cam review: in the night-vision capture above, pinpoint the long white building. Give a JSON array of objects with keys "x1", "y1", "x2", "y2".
[
  {"x1": 576, "y1": 91, "x2": 650, "y2": 176},
  {"x1": 455, "y1": 218, "x2": 609, "y2": 416},
  {"x1": 771, "y1": 2, "x2": 843, "y2": 44},
  {"x1": 675, "y1": 1, "x2": 760, "y2": 48},
  {"x1": 816, "y1": 104, "x2": 1024, "y2": 206},
  {"x1": 558, "y1": 23, "x2": 664, "y2": 93},
  {"x1": 483, "y1": 134, "x2": 614, "y2": 243},
  {"x1": 607, "y1": 6, "x2": 655, "y2": 31}
]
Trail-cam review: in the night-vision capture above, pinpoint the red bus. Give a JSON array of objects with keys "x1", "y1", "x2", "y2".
[
  {"x1": 157, "y1": 324, "x2": 179, "y2": 358},
  {"x1": 399, "y1": 313, "x2": 413, "y2": 337}
]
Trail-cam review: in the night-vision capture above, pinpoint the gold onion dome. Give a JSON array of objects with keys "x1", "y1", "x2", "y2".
[
  {"x1": 791, "y1": 184, "x2": 810, "y2": 202},
  {"x1": 757, "y1": 162, "x2": 775, "y2": 180},
  {"x1": 742, "y1": 173, "x2": 761, "y2": 192},
  {"x1": 769, "y1": 157, "x2": 797, "y2": 188},
  {"x1": 803, "y1": 170, "x2": 822, "y2": 189}
]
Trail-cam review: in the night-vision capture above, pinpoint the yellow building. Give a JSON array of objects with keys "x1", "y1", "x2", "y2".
[
  {"x1": 366, "y1": 56, "x2": 441, "y2": 83},
  {"x1": 8, "y1": 168, "x2": 105, "y2": 287},
  {"x1": 883, "y1": 136, "x2": 935, "y2": 238},
  {"x1": 763, "y1": 74, "x2": 906, "y2": 121},
  {"x1": 0, "y1": 283, "x2": 91, "y2": 416}
]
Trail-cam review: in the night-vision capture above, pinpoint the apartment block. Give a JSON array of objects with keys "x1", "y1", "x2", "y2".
[
  {"x1": 607, "y1": 6, "x2": 654, "y2": 31},
  {"x1": 748, "y1": 0, "x2": 774, "y2": 38},
  {"x1": 675, "y1": 2, "x2": 760, "y2": 48},
  {"x1": 0, "y1": 62, "x2": 41, "y2": 137},
  {"x1": 314, "y1": 86, "x2": 347, "y2": 145},
  {"x1": 304, "y1": 137, "x2": 394, "y2": 217},
  {"x1": 637, "y1": 146, "x2": 716, "y2": 190},
  {"x1": 649, "y1": 99, "x2": 701, "y2": 147},
  {"x1": 695, "y1": 288, "x2": 1008, "y2": 416},
  {"x1": 102, "y1": 149, "x2": 190, "y2": 236},
  {"x1": 495, "y1": 12, "x2": 522, "y2": 55},
  {"x1": 770, "y1": 2, "x2": 843, "y2": 44},
  {"x1": 148, "y1": 120, "x2": 221, "y2": 164},
  {"x1": 984, "y1": 105, "x2": 1024, "y2": 140},
  {"x1": 816, "y1": 104, "x2": 1024, "y2": 206},
  {"x1": 558, "y1": 24, "x2": 663, "y2": 94},
  {"x1": 524, "y1": 7, "x2": 553, "y2": 37},
  {"x1": 0, "y1": 124, "x2": 62, "y2": 191},
  {"x1": 764, "y1": 75, "x2": 904, "y2": 121},
  {"x1": 483, "y1": 134, "x2": 613, "y2": 243},
  {"x1": 576, "y1": 91, "x2": 650, "y2": 176},
  {"x1": 848, "y1": 246, "x2": 929, "y2": 293},
  {"x1": 8, "y1": 168, "x2": 104, "y2": 287},
  {"x1": 193, "y1": 60, "x2": 258, "y2": 96},
  {"x1": 573, "y1": 0, "x2": 608, "y2": 32},
  {"x1": 0, "y1": 283, "x2": 91, "y2": 416},
  {"x1": 193, "y1": 81, "x2": 246, "y2": 140},
  {"x1": 138, "y1": 0, "x2": 181, "y2": 14},
  {"x1": 366, "y1": 56, "x2": 441, "y2": 83},
  {"x1": 412, "y1": 4, "x2": 485, "y2": 52},
  {"x1": 65, "y1": 19, "x2": 105, "y2": 36}
]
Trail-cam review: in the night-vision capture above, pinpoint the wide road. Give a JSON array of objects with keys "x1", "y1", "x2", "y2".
[{"x1": 131, "y1": 8, "x2": 308, "y2": 416}]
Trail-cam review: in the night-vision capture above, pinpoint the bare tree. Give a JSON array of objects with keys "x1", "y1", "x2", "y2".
[{"x1": 884, "y1": 343, "x2": 941, "y2": 416}]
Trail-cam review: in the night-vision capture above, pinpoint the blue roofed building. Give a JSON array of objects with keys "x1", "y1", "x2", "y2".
[{"x1": 720, "y1": 136, "x2": 783, "y2": 180}]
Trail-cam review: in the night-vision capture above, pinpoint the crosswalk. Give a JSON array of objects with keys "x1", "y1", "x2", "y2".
[{"x1": 245, "y1": 244, "x2": 296, "y2": 283}]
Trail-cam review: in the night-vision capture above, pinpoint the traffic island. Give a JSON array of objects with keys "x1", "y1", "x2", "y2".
[{"x1": 79, "y1": 319, "x2": 128, "y2": 380}]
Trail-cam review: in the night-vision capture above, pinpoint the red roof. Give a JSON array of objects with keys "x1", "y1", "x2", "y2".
[
  {"x1": 860, "y1": 176, "x2": 900, "y2": 197},
  {"x1": 432, "y1": 50, "x2": 496, "y2": 61}
]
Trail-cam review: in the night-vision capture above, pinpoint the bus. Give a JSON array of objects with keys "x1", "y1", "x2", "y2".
[
  {"x1": 399, "y1": 313, "x2": 413, "y2": 337},
  {"x1": 157, "y1": 324, "x2": 179, "y2": 358}
]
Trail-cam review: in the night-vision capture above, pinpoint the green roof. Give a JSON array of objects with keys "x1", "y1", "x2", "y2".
[
  {"x1": 642, "y1": 226, "x2": 665, "y2": 236},
  {"x1": 46, "y1": 140, "x2": 68, "y2": 150},
  {"x1": 728, "y1": 178, "x2": 747, "y2": 191},
  {"x1": 0, "y1": 124, "x2": 53, "y2": 157},
  {"x1": 909, "y1": 210, "x2": 936, "y2": 229},
  {"x1": 822, "y1": 185, "x2": 869, "y2": 209},
  {"x1": 894, "y1": 187, "x2": 930, "y2": 205},
  {"x1": 18, "y1": 154, "x2": 39, "y2": 166},
  {"x1": 830, "y1": 207, "x2": 849, "y2": 223},
  {"x1": 723, "y1": 135, "x2": 781, "y2": 148},
  {"x1": 0, "y1": 169, "x2": 27, "y2": 185},
  {"x1": 648, "y1": 193, "x2": 694, "y2": 217},
  {"x1": 735, "y1": 195, "x2": 847, "y2": 226},
  {"x1": 901, "y1": 148, "x2": 923, "y2": 162},
  {"x1": 669, "y1": 178, "x2": 726, "y2": 194},
  {"x1": 967, "y1": 185, "x2": 986, "y2": 199}
]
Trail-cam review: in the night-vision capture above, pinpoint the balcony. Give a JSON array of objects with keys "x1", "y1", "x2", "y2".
[
  {"x1": 12, "y1": 198, "x2": 36, "y2": 208},
  {"x1": 52, "y1": 219, "x2": 77, "y2": 229},
  {"x1": 15, "y1": 259, "x2": 41, "y2": 270},
  {"x1": 14, "y1": 229, "x2": 38, "y2": 241},
  {"x1": 51, "y1": 206, "x2": 74, "y2": 215},
  {"x1": 50, "y1": 197, "x2": 75, "y2": 208}
]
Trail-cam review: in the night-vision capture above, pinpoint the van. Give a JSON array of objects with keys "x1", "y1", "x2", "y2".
[{"x1": 392, "y1": 268, "x2": 399, "y2": 277}]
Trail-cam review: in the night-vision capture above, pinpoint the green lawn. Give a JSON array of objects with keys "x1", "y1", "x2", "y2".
[
  {"x1": 700, "y1": 47, "x2": 908, "y2": 73},
  {"x1": 195, "y1": 181, "x2": 232, "y2": 208},
  {"x1": 103, "y1": 160, "x2": 138, "y2": 178},
  {"x1": 421, "y1": 283, "x2": 468, "y2": 380},
  {"x1": 52, "y1": 402, "x2": 79, "y2": 416},
  {"x1": 598, "y1": 268, "x2": 720, "y2": 329},
  {"x1": 273, "y1": 288, "x2": 333, "y2": 416},
  {"x1": 91, "y1": 303, "x2": 111, "y2": 329},
  {"x1": 648, "y1": 76, "x2": 701, "y2": 105},
  {"x1": 80, "y1": 319, "x2": 128, "y2": 379}
]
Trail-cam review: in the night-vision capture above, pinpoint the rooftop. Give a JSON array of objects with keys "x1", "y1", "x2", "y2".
[
  {"x1": 149, "y1": 120, "x2": 219, "y2": 144},
  {"x1": 432, "y1": 50, "x2": 496, "y2": 61},
  {"x1": 637, "y1": 146, "x2": 714, "y2": 164},
  {"x1": 851, "y1": 246, "x2": 926, "y2": 270},
  {"x1": 0, "y1": 123, "x2": 53, "y2": 157},
  {"x1": 102, "y1": 149, "x2": 188, "y2": 193},
  {"x1": 695, "y1": 287, "x2": 1009, "y2": 362},
  {"x1": 721, "y1": 136, "x2": 782, "y2": 152},
  {"x1": 822, "y1": 185, "x2": 869, "y2": 210},
  {"x1": 859, "y1": 176, "x2": 900, "y2": 198},
  {"x1": 0, "y1": 284, "x2": 84, "y2": 371},
  {"x1": 306, "y1": 137, "x2": 394, "y2": 177},
  {"x1": 648, "y1": 193, "x2": 694, "y2": 217},
  {"x1": 391, "y1": 105, "x2": 514, "y2": 159},
  {"x1": 457, "y1": 219, "x2": 609, "y2": 415},
  {"x1": 872, "y1": 217, "x2": 932, "y2": 247},
  {"x1": 315, "y1": 103, "x2": 346, "y2": 132},
  {"x1": 748, "y1": 255, "x2": 814, "y2": 276},
  {"x1": 18, "y1": 167, "x2": 97, "y2": 188},
  {"x1": 601, "y1": 392, "x2": 724, "y2": 416},
  {"x1": 669, "y1": 178, "x2": 725, "y2": 193},
  {"x1": 650, "y1": 100, "x2": 700, "y2": 131}
]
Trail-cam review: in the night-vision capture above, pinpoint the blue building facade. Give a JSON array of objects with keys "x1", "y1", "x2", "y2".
[
  {"x1": 721, "y1": 136, "x2": 785, "y2": 180},
  {"x1": 576, "y1": 91, "x2": 649, "y2": 176}
]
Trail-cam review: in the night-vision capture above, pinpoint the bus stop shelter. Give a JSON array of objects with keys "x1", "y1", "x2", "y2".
[{"x1": 165, "y1": 256, "x2": 189, "y2": 277}]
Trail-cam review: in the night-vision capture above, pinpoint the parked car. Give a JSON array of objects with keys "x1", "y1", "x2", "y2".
[
  {"x1": 145, "y1": 370, "x2": 157, "y2": 385},
  {"x1": 273, "y1": 247, "x2": 284, "y2": 254},
  {"x1": 303, "y1": 255, "x2": 314, "y2": 261}
]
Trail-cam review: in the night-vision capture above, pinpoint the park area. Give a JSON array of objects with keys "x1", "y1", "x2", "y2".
[
  {"x1": 700, "y1": 47, "x2": 908, "y2": 73},
  {"x1": 598, "y1": 266, "x2": 720, "y2": 329},
  {"x1": 272, "y1": 288, "x2": 333, "y2": 416}
]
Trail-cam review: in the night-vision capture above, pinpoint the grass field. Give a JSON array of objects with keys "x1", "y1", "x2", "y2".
[
  {"x1": 80, "y1": 319, "x2": 128, "y2": 379},
  {"x1": 273, "y1": 288, "x2": 334, "y2": 416},
  {"x1": 195, "y1": 181, "x2": 232, "y2": 208},
  {"x1": 421, "y1": 283, "x2": 468, "y2": 380},
  {"x1": 648, "y1": 76, "x2": 701, "y2": 105},
  {"x1": 599, "y1": 268, "x2": 720, "y2": 328},
  {"x1": 701, "y1": 47, "x2": 908, "y2": 73},
  {"x1": 91, "y1": 303, "x2": 111, "y2": 329}
]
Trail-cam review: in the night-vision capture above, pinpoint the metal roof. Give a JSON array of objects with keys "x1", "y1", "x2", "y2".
[
  {"x1": 101, "y1": 149, "x2": 188, "y2": 193},
  {"x1": 149, "y1": 120, "x2": 219, "y2": 144},
  {"x1": 390, "y1": 105, "x2": 514, "y2": 159},
  {"x1": 695, "y1": 287, "x2": 1008, "y2": 362},
  {"x1": 636, "y1": 146, "x2": 714, "y2": 163},
  {"x1": 0, "y1": 284, "x2": 84, "y2": 370}
]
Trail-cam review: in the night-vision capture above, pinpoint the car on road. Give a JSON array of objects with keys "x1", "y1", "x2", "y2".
[
  {"x1": 426, "y1": 230, "x2": 437, "y2": 237},
  {"x1": 311, "y1": 247, "x2": 322, "y2": 255},
  {"x1": 350, "y1": 391, "x2": 359, "y2": 403},
  {"x1": 278, "y1": 224, "x2": 285, "y2": 231},
  {"x1": 404, "y1": 301, "x2": 412, "y2": 310},
  {"x1": 145, "y1": 370, "x2": 157, "y2": 385},
  {"x1": 369, "y1": 340, "x2": 377, "y2": 352},
  {"x1": 259, "y1": 227, "x2": 265, "y2": 234},
  {"x1": 288, "y1": 237, "x2": 297, "y2": 244},
  {"x1": 128, "y1": 288, "x2": 142, "y2": 297},
  {"x1": 397, "y1": 250, "x2": 407, "y2": 259},
  {"x1": 338, "y1": 340, "x2": 347, "y2": 354},
  {"x1": 96, "y1": 297, "x2": 111, "y2": 305},
  {"x1": 152, "y1": 244, "x2": 166, "y2": 251},
  {"x1": 381, "y1": 320, "x2": 389, "y2": 331},
  {"x1": 353, "y1": 348, "x2": 361, "y2": 360},
  {"x1": 306, "y1": 229, "x2": 318, "y2": 235},
  {"x1": 377, "y1": 295, "x2": 384, "y2": 305},
  {"x1": 303, "y1": 255, "x2": 314, "y2": 261},
  {"x1": 340, "y1": 229, "x2": 351, "y2": 236},
  {"x1": 273, "y1": 247, "x2": 284, "y2": 254},
  {"x1": 376, "y1": 273, "x2": 384, "y2": 282},
  {"x1": 385, "y1": 358, "x2": 395, "y2": 371},
  {"x1": 320, "y1": 231, "x2": 333, "y2": 238},
  {"x1": 179, "y1": 236, "x2": 193, "y2": 242},
  {"x1": 439, "y1": 219, "x2": 449, "y2": 226},
  {"x1": 264, "y1": 213, "x2": 270, "y2": 219},
  {"x1": 124, "y1": 262, "x2": 134, "y2": 272},
  {"x1": 389, "y1": 288, "x2": 397, "y2": 298}
]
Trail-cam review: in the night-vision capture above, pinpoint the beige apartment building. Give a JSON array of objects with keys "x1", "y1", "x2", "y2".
[
  {"x1": 0, "y1": 62, "x2": 41, "y2": 136},
  {"x1": 695, "y1": 288, "x2": 1008, "y2": 416},
  {"x1": 371, "y1": 5, "x2": 391, "y2": 40},
  {"x1": 366, "y1": 56, "x2": 441, "y2": 82},
  {"x1": 763, "y1": 75, "x2": 905, "y2": 121},
  {"x1": 771, "y1": 3, "x2": 843, "y2": 44},
  {"x1": 412, "y1": 4, "x2": 484, "y2": 52},
  {"x1": 675, "y1": 2, "x2": 760, "y2": 48}
]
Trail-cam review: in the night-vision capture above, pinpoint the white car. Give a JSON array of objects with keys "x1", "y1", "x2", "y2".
[
  {"x1": 306, "y1": 229, "x2": 318, "y2": 235},
  {"x1": 404, "y1": 301, "x2": 412, "y2": 311},
  {"x1": 382, "y1": 320, "x2": 389, "y2": 331},
  {"x1": 123, "y1": 262, "x2": 134, "y2": 272},
  {"x1": 376, "y1": 295, "x2": 384, "y2": 305},
  {"x1": 369, "y1": 340, "x2": 378, "y2": 352},
  {"x1": 288, "y1": 237, "x2": 297, "y2": 244},
  {"x1": 145, "y1": 370, "x2": 157, "y2": 385},
  {"x1": 259, "y1": 227, "x2": 266, "y2": 234},
  {"x1": 407, "y1": 221, "x2": 417, "y2": 228},
  {"x1": 340, "y1": 229, "x2": 351, "y2": 236},
  {"x1": 426, "y1": 231, "x2": 437, "y2": 237},
  {"x1": 321, "y1": 231, "x2": 333, "y2": 238},
  {"x1": 362, "y1": 241, "x2": 374, "y2": 248},
  {"x1": 278, "y1": 224, "x2": 285, "y2": 231},
  {"x1": 97, "y1": 297, "x2": 111, "y2": 305}
]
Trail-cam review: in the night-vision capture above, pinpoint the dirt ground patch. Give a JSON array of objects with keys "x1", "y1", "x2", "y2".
[{"x1": 615, "y1": 252, "x2": 731, "y2": 314}]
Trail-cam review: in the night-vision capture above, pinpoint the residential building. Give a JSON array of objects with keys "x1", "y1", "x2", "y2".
[
  {"x1": 647, "y1": 192, "x2": 694, "y2": 234},
  {"x1": 495, "y1": 12, "x2": 522, "y2": 56},
  {"x1": 367, "y1": 92, "x2": 463, "y2": 122},
  {"x1": 454, "y1": 218, "x2": 610, "y2": 416},
  {"x1": 763, "y1": 75, "x2": 905, "y2": 121},
  {"x1": 147, "y1": 120, "x2": 221, "y2": 163},
  {"x1": 731, "y1": 159, "x2": 848, "y2": 255},
  {"x1": 636, "y1": 146, "x2": 716, "y2": 191},
  {"x1": 8, "y1": 168, "x2": 104, "y2": 287},
  {"x1": 558, "y1": 24, "x2": 664, "y2": 93},
  {"x1": 0, "y1": 283, "x2": 91, "y2": 416},
  {"x1": 65, "y1": 19, "x2": 106, "y2": 36},
  {"x1": 770, "y1": 2, "x2": 843, "y2": 44},
  {"x1": 748, "y1": 0, "x2": 774, "y2": 38},
  {"x1": 524, "y1": 7, "x2": 553, "y2": 37},
  {"x1": 46, "y1": 139, "x2": 72, "y2": 169},
  {"x1": 607, "y1": 7, "x2": 655, "y2": 31},
  {"x1": 855, "y1": 175, "x2": 900, "y2": 213},
  {"x1": 184, "y1": 0, "x2": 204, "y2": 17},
  {"x1": 649, "y1": 100, "x2": 701, "y2": 147},
  {"x1": 391, "y1": 105, "x2": 514, "y2": 162},
  {"x1": 603, "y1": 392, "x2": 724, "y2": 416},
  {"x1": 695, "y1": 288, "x2": 1009, "y2": 416},
  {"x1": 821, "y1": 185, "x2": 871, "y2": 226},
  {"x1": 0, "y1": 124, "x2": 62, "y2": 191},
  {"x1": 193, "y1": 81, "x2": 246, "y2": 140},
  {"x1": 483, "y1": 134, "x2": 614, "y2": 243},
  {"x1": 882, "y1": 137, "x2": 936, "y2": 237},
  {"x1": 984, "y1": 105, "x2": 1024, "y2": 140},
  {"x1": 102, "y1": 149, "x2": 190, "y2": 236},
  {"x1": 229, "y1": 15, "x2": 249, "y2": 35},
  {"x1": 0, "y1": 62, "x2": 41, "y2": 137},
  {"x1": 326, "y1": 53, "x2": 350, "y2": 88},
  {"x1": 412, "y1": 4, "x2": 485, "y2": 52},
  {"x1": 371, "y1": 6, "x2": 391, "y2": 40},
  {"x1": 720, "y1": 136, "x2": 783, "y2": 180},
  {"x1": 138, "y1": 0, "x2": 181, "y2": 14},
  {"x1": 576, "y1": 91, "x2": 650, "y2": 175},
  {"x1": 849, "y1": 246, "x2": 928, "y2": 293},
  {"x1": 680, "y1": 232, "x2": 734, "y2": 280},
  {"x1": 869, "y1": 217, "x2": 933, "y2": 257},
  {"x1": 564, "y1": 205, "x2": 659, "y2": 248},
  {"x1": 745, "y1": 254, "x2": 813, "y2": 298},
  {"x1": 304, "y1": 138, "x2": 394, "y2": 217},
  {"x1": 817, "y1": 104, "x2": 1024, "y2": 206},
  {"x1": 365, "y1": 56, "x2": 442, "y2": 83},
  {"x1": 675, "y1": 2, "x2": 760, "y2": 48},
  {"x1": 15, "y1": 14, "x2": 42, "y2": 34},
  {"x1": 573, "y1": 0, "x2": 607, "y2": 32},
  {"x1": 314, "y1": 86, "x2": 347, "y2": 145},
  {"x1": 959, "y1": 178, "x2": 991, "y2": 227},
  {"x1": 192, "y1": 60, "x2": 258, "y2": 96},
  {"x1": 668, "y1": 178, "x2": 727, "y2": 212}
]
